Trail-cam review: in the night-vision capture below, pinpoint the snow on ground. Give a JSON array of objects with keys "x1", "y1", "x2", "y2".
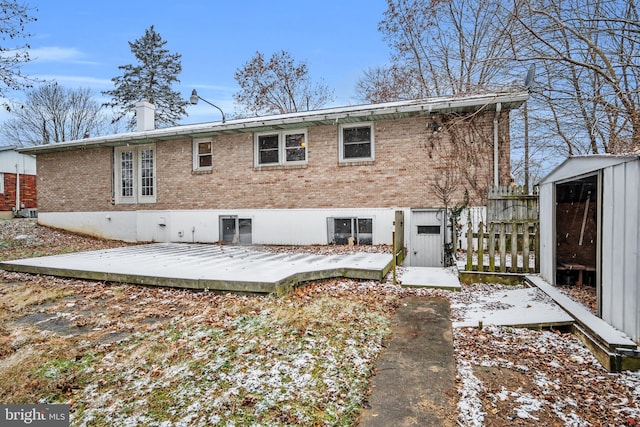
[
  {"x1": 451, "y1": 284, "x2": 573, "y2": 328},
  {"x1": 1, "y1": 220, "x2": 639, "y2": 426},
  {"x1": 451, "y1": 284, "x2": 640, "y2": 426}
]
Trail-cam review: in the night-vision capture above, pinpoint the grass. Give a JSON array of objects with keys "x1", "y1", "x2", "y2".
[
  {"x1": 0, "y1": 220, "x2": 402, "y2": 425},
  {"x1": 0, "y1": 276, "x2": 396, "y2": 426}
]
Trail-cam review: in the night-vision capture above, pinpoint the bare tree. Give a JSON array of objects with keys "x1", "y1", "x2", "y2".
[
  {"x1": 354, "y1": 65, "x2": 423, "y2": 103},
  {"x1": 0, "y1": 1, "x2": 36, "y2": 103},
  {"x1": 1, "y1": 83, "x2": 107, "y2": 146},
  {"x1": 234, "y1": 50, "x2": 334, "y2": 116},
  {"x1": 365, "y1": 0, "x2": 522, "y2": 102},
  {"x1": 514, "y1": 0, "x2": 640, "y2": 154}
]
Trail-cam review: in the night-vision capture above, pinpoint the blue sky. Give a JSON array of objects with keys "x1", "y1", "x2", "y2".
[{"x1": 4, "y1": 0, "x2": 391, "y2": 126}]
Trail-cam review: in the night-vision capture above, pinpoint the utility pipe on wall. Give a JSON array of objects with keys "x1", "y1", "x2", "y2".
[
  {"x1": 15, "y1": 163, "x2": 20, "y2": 214},
  {"x1": 493, "y1": 102, "x2": 502, "y2": 187}
]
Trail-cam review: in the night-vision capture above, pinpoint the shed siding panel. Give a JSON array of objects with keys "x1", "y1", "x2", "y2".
[
  {"x1": 604, "y1": 165, "x2": 625, "y2": 328},
  {"x1": 538, "y1": 182, "x2": 555, "y2": 283},
  {"x1": 602, "y1": 160, "x2": 640, "y2": 342},
  {"x1": 622, "y1": 161, "x2": 640, "y2": 341},
  {"x1": 601, "y1": 167, "x2": 615, "y2": 323}
]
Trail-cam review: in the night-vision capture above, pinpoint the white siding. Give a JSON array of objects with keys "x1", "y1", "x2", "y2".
[
  {"x1": 0, "y1": 150, "x2": 36, "y2": 175},
  {"x1": 39, "y1": 211, "x2": 138, "y2": 242},
  {"x1": 601, "y1": 160, "x2": 640, "y2": 341},
  {"x1": 538, "y1": 182, "x2": 555, "y2": 284},
  {"x1": 38, "y1": 208, "x2": 401, "y2": 246},
  {"x1": 540, "y1": 155, "x2": 640, "y2": 342}
]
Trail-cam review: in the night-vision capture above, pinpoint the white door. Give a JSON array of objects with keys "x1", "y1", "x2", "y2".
[{"x1": 410, "y1": 210, "x2": 444, "y2": 267}]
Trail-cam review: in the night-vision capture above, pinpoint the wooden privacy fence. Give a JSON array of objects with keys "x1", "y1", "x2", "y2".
[
  {"x1": 462, "y1": 186, "x2": 540, "y2": 273},
  {"x1": 487, "y1": 185, "x2": 539, "y2": 222}
]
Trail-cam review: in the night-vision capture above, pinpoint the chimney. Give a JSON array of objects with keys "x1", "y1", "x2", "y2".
[{"x1": 136, "y1": 101, "x2": 155, "y2": 131}]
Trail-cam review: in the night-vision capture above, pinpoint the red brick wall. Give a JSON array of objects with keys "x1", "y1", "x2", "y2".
[
  {"x1": 37, "y1": 111, "x2": 512, "y2": 213},
  {"x1": 1, "y1": 173, "x2": 37, "y2": 211}
]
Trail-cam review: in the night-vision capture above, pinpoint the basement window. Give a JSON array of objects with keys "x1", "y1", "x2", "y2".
[
  {"x1": 193, "y1": 138, "x2": 213, "y2": 171},
  {"x1": 255, "y1": 130, "x2": 307, "y2": 167},
  {"x1": 220, "y1": 216, "x2": 252, "y2": 244},
  {"x1": 328, "y1": 217, "x2": 373, "y2": 245}
]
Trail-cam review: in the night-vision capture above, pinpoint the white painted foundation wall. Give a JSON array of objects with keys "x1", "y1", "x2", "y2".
[{"x1": 39, "y1": 208, "x2": 400, "y2": 245}]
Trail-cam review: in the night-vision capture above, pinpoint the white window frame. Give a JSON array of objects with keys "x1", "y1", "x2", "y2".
[
  {"x1": 114, "y1": 144, "x2": 156, "y2": 204},
  {"x1": 339, "y1": 122, "x2": 375, "y2": 163},
  {"x1": 327, "y1": 217, "x2": 374, "y2": 245},
  {"x1": 0, "y1": 172, "x2": 4, "y2": 194},
  {"x1": 193, "y1": 138, "x2": 213, "y2": 171},
  {"x1": 254, "y1": 129, "x2": 307, "y2": 167}
]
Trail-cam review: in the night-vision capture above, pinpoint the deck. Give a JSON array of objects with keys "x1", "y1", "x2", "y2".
[{"x1": 0, "y1": 243, "x2": 394, "y2": 295}]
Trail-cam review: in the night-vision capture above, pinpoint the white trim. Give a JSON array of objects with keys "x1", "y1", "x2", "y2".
[
  {"x1": 114, "y1": 144, "x2": 156, "y2": 204},
  {"x1": 0, "y1": 172, "x2": 4, "y2": 194},
  {"x1": 339, "y1": 122, "x2": 374, "y2": 163},
  {"x1": 254, "y1": 129, "x2": 308, "y2": 167},
  {"x1": 19, "y1": 92, "x2": 529, "y2": 155},
  {"x1": 192, "y1": 138, "x2": 213, "y2": 171}
]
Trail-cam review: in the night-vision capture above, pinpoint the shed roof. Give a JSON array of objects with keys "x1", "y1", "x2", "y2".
[
  {"x1": 539, "y1": 153, "x2": 640, "y2": 185},
  {"x1": 19, "y1": 91, "x2": 528, "y2": 154}
]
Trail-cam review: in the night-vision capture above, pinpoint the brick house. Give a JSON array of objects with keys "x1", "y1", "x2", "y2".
[
  {"x1": 20, "y1": 92, "x2": 527, "y2": 266},
  {"x1": 0, "y1": 146, "x2": 37, "y2": 219}
]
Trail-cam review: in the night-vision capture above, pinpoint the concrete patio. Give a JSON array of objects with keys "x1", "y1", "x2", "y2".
[{"x1": 0, "y1": 243, "x2": 395, "y2": 295}]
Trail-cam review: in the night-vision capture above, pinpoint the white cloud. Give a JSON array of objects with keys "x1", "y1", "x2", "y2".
[
  {"x1": 31, "y1": 74, "x2": 112, "y2": 89},
  {"x1": 29, "y1": 46, "x2": 98, "y2": 65}
]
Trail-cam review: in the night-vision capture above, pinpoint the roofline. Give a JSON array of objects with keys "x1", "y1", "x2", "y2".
[
  {"x1": 19, "y1": 91, "x2": 529, "y2": 154},
  {"x1": 538, "y1": 152, "x2": 640, "y2": 185}
]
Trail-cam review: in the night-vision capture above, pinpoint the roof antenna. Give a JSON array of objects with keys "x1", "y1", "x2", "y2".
[{"x1": 524, "y1": 63, "x2": 536, "y2": 92}]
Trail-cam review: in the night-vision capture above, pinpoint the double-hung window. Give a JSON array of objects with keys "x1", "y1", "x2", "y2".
[
  {"x1": 193, "y1": 138, "x2": 213, "y2": 171},
  {"x1": 339, "y1": 123, "x2": 374, "y2": 162},
  {"x1": 114, "y1": 144, "x2": 156, "y2": 204},
  {"x1": 255, "y1": 129, "x2": 307, "y2": 166}
]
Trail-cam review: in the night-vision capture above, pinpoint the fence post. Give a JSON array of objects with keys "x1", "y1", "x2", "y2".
[
  {"x1": 523, "y1": 222, "x2": 530, "y2": 273},
  {"x1": 534, "y1": 222, "x2": 540, "y2": 273},
  {"x1": 478, "y1": 221, "x2": 485, "y2": 272},
  {"x1": 452, "y1": 215, "x2": 458, "y2": 267},
  {"x1": 466, "y1": 220, "x2": 473, "y2": 271},
  {"x1": 488, "y1": 222, "x2": 495, "y2": 272},
  {"x1": 499, "y1": 223, "x2": 506, "y2": 273}
]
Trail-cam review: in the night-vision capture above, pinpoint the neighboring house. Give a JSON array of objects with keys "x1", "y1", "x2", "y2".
[
  {"x1": 538, "y1": 153, "x2": 640, "y2": 341},
  {"x1": 0, "y1": 146, "x2": 37, "y2": 219},
  {"x1": 20, "y1": 92, "x2": 528, "y2": 266}
]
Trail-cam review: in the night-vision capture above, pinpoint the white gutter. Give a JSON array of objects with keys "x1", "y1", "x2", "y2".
[
  {"x1": 18, "y1": 92, "x2": 529, "y2": 155},
  {"x1": 493, "y1": 102, "x2": 502, "y2": 187}
]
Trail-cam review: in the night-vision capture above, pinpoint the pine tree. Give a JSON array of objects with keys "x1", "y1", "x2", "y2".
[{"x1": 103, "y1": 25, "x2": 187, "y2": 130}]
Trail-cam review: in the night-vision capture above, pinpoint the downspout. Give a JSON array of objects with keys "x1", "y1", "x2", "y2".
[
  {"x1": 493, "y1": 102, "x2": 502, "y2": 187},
  {"x1": 15, "y1": 163, "x2": 20, "y2": 215}
]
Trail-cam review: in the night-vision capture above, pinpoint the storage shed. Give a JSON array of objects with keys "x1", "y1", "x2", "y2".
[{"x1": 538, "y1": 153, "x2": 640, "y2": 342}]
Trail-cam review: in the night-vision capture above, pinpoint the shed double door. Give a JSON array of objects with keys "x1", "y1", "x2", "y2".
[{"x1": 410, "y1": 210, "x2": 444, "y2": 267}]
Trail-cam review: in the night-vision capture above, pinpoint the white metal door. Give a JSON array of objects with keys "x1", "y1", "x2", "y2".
[{"x1": 410, "y1": 210, "x2": 443, "y2": 267}]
